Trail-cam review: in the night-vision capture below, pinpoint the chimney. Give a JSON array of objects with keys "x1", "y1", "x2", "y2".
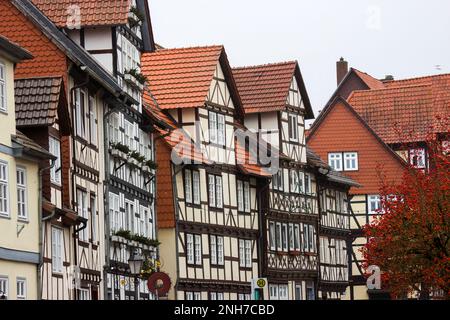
[{"x1": 336, "y1": 57, "x2": 348, "y2": 86}]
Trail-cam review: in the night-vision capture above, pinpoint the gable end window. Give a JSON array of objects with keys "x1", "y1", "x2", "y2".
[
  {"x1": 329, "y1": 152, "x2": 358, "y2": 172},
  {"x1": 208, "y1": 111, "x2": 226, "y2": 145},
  {"x1": 288, "y1": 114, "x2": 299, "y2": 141}
]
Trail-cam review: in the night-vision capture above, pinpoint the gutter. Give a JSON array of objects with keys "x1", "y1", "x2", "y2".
[{"x1": 37, "y1": 160, "x2": 56, "y2": 300}]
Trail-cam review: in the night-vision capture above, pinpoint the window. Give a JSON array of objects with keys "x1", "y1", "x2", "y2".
[
  {"x1": 368, "y1": 195, "x2": 381, "y2": 214},
  {"x1": 279, "y1": 285, "x2": 288, "y2": 300},
  {"x1": 89, "y1": 96, "x2": 97, "y2": 145},
  {"x1": 49, "y1": 137, "x2": 61, "y2": 185},
  {"x1": 79, "y1": 288, "x2": 90, "y2": 300},
  {"x1": 51, "y1": 227, "x2": 63, "y2": 274},
  {"x1": 0, "y1": 277, "x2": 8, "y2": 299},
  {"x1": 90, "y1": 195, "x2": 97, "y2": 242},
  {"x1": 281, "y1": 224, "x2": 288, "y2": 252},
  {"x1": 306, "y1": 281, "x2": 315, "y2": 300},
  {"x1": 269, "y1": 222, "x2": 276, "y2": 251},
  {"x1": 239, "y1": 239, "x2": 252, "y2": 268},
  {"x1": 328, "y1": 153, "x2": 342, "y2": 171},
  {"x1": 288, "y1": 224, "x2": 294, "y2": 251},
  {"x1": 270, "y1": 284, "x2": 288, "y2": 300},
  {"x1": 0, "y1": 161, "x2": 8, "y2": 216},
  {"x1": 273, "y1": 169, "x2": 284, "y2": 191},
  {"x1": 185, "y1": 292, "x2": 193, "y2": 300},
  {"x1": 409, "y1": 148, "x2": 426, "y2": 169},
  {"x1": 77, "y1": 189, "x2": 88, "y2": 241},
  {"x1": 184, "y1": 169, "x2": 200, "y2": 205},
  {"x1": 16, "y1": 278, "x2": 26, "y2": 300},
  {"x1": 294, "y1": 224, "x2": 300, "y2": 251},
  {"x1": 276, "y1": 223, "x2": 282, "y2": 251},
  {"x1": 295, "y1": 285, "x2": 302, "y2": 300},
  {"x1": 75, "y1": 89, "x2": 86, "y2": 138},
  {"x1": 208, "y1": 111, "x2": 226, "y2": 145},
  {"x1": 303, "y1": 224, "x2": 316, "y2": 253},
  {"x1": 237, "y1": 180, "x2": 250, "y2": 213},
  {"x1": 109, "y1": 193, "x2": 120, "y2": 232},
  {"x1": 290, "y1": 170, "x2": 299, "y2": 193},
  {"x1": 109, "y1": 112, "x2": 120, "y2": 144},
  {"x1": 124, "y1": 120, "x2": 135, "y2": 150},
  {"x1": 16, "y1": 168, "x2": 27, "y2": 220},
  {"x1": 210, "y1": 235, "x2": 224, "y2": 266},
  {"x1": 238, "y1": 293, "x2": 251, "y2": 300},
  {"x1": 208, "y1": 174, "x2": 223, "y2": 209},
  {"x1": 0, "y1": 63, "x2": 6, "y2": 112},
  {"x1": 304, "y1": 173, "x2": 311, "y2": 195},
  {"x1": 125, "y1": 200, "x2": 135, "y2": 233},
  {"x1": 344, "y1": 152, "x2": 358, "y2": 171},
  {"x1": 289, "y1": 114, "x2": 298, "y2": 141},
  {"x1": 186, "y1": 234, "x2": 202, "y2": 266},
  {"x1": 210, "y1": 292, "x2": 224, "y2": 300}
]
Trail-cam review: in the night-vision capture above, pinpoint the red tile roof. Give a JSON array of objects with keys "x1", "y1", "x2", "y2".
[
  {"x1": 141, "y1": 46, "x2": 225, "y2": 110},
  {"x1": 348, "y1": 73, "x2": 450, "y2": 144},
  {"x1": 31, "y1": 0, "x2": 132, "y2": 27},
  {"x1": 352, "y1": 68, "x2": 385, "y2": 90},
  {"x1": 0, "y1": 0, "x2": 68, "y2": 79},
  {"x1": 232, "y1": 62, "x2": 297, "y2": 114}
]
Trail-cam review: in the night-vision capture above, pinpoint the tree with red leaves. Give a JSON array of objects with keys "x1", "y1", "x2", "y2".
[{"x1": 361, "y1": 128, "x2": 450, "y2": 299}]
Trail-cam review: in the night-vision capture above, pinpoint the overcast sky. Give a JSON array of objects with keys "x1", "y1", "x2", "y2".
[{"x1": 149, "y1": 0, "x2": 450, "y2": 123}]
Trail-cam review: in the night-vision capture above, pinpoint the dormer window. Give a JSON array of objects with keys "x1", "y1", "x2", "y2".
[{"x1": 329, "y1": 152, "x2": 358, "y2": 171}]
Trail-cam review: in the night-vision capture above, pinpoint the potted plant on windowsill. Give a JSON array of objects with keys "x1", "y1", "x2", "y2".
[
  {"x1": 124, "y1": 68, "x2": 147, "y2": 90},
  {"x1": 142, "y1": 159, "x2": 158, "y2": 173},
  {"x1": 128, "y1": 151, "x2": 145, "y2": 168},
  {"x1": 111, "y1": 142, "x2": 130, "y2": 160}
]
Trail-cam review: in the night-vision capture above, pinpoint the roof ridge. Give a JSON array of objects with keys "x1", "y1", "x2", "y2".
[
  {"x1": 149, "y1": 44, "x2": 224, "y2": 52},
  {"x1": 233, "y1": 60, "x2": 297, "y2": 70},
  {"x1": 384, "y1": 72, "x2": 450, "y2": 84},
  {"x1": 15, "y1": 75, "x2": 63, "y2": 80},
  {"x1": 350, "y1": 82, "x2": 432, "y2": 96}
]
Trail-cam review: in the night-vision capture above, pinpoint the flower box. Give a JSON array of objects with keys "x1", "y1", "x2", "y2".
[
  {"x1": 128, "y1": 157, "x2": 141, "y2": 168},
  {"x1": 111, "y1": 149, "x2": 127, "y2": 160}
]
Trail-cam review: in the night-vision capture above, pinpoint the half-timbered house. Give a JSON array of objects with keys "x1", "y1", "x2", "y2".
[
  {"x1": 307, "y1": 149, "x2": 360, "y2": 300},
  {"x1": 141, "y1": 46, "x2": 272, "y2": 300},
  {"x1": 233, "y1": 61, "x2": 323, "y2": 300},
  {"x1": 30, "y1": 0, "x2": 158, "y2": 300},
  {"x1": 0, "y1": 0, "x2": 159, "y2": 299}
]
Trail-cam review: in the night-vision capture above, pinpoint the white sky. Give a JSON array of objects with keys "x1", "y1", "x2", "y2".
[{"x1": 148, "y1": 0, "x2": 450, "y2": 123}]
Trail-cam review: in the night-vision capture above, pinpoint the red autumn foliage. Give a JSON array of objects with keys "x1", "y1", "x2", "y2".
[{"x1": 361, "y1": 117, "x2": 450, "y2": 300}]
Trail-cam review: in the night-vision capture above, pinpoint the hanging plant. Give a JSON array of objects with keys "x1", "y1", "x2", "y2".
[
  {"x1": 126, "y1": 68, "x2": 148, "y2": 85},
  {"x1": 130, "y1": 151, "x2": 146, "y2": 163},
  {"x1": 128, "y1": 6, "x2": 145, "y2": 28}
]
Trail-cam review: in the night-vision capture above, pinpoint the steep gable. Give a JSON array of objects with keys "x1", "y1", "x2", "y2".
[{"x1": 307, "y1": 97, "x2": 406, "y2": 194}]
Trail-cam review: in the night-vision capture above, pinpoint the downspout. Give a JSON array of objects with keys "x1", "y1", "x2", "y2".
[
  {"x1": 171, "y1": 163, "x2": 185, "y2": 300},
  {"x1": 257, "y1": 177, "x2": 271, "y2": 300},
  {"x1": 38, "y1": 160, "x2": 56, "y2": 300},
  {"x1": 102, "y1": 95, "x2": 129, "y2": 300},
  {"x1": 69, "y1": 72, "x2": 90, "y2": 300}
]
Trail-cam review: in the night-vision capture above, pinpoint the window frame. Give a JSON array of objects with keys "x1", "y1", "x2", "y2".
[
  {"x1": 0, "y1": 62, "x2": 6, "y2": 113},
  {"x1": 208, "y1": 111, "x2": 226, "y2": 146},
  {"x1": 409, "y1": 148, "x2": 426, "y2": 169},
  {"x1": 344, "y1": 152, "x2": 359, "y2": 171},
  {"x1": 210, "y1": 235, "x2": 224, "y2": 266},
  {"x1": 368, "y1": 195, "x2": 381, "y2": 214},
  {"x1": 51, "y1": 226, "x2": 63, "y2": 274},
  {"x1": 288, "y1": 113, "x2": 299, "y2": 142},
  {"x1": 186, "y1": 233, "x2": 202, "y2": 266},
  {"x1": 49, "y1": 136, "x2": 62, "y2": 185},
  {"x1": 328, "y1": 153, "x2": 343, "y2": 171},
  {"x1": 0, "y1": 276, "x2": 8, "y2": 299},
  {"x1": 16, "y1": 167, "x2": 28, "y2": 220},
  {"x1": 208, "y1": 173, "x2": 223, "y2": 209},
  {"x1": 0, "y1": 161, "x2": 9, "y2": 216},
  {"x1": 239, "y1": 239, "x2": 252, "y2": 268},
  {"x1": 16, "y1": 278, "x2": 26, "y2": 300}
]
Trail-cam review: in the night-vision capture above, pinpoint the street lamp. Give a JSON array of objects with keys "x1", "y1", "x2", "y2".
[{"x1": 128, "y1": 250, "x2": 144, "y2": 300}]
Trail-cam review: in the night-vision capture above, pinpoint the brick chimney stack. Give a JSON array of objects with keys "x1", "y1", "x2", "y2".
[{"x1": 336, "y1": 57, "x2": 348, "y2": 86}]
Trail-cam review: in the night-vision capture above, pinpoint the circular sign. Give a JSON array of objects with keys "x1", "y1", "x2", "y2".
[
  {"x1": 147, "y1": 272, "x2": 171, "y2": 296},
  {"x1": 256, "y1": 279, "x2": 266, "y2": 288}
]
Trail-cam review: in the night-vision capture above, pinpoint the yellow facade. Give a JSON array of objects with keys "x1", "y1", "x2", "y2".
[{"x1": 0, "y1": 48, "x2": 41, "y2": 300}]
